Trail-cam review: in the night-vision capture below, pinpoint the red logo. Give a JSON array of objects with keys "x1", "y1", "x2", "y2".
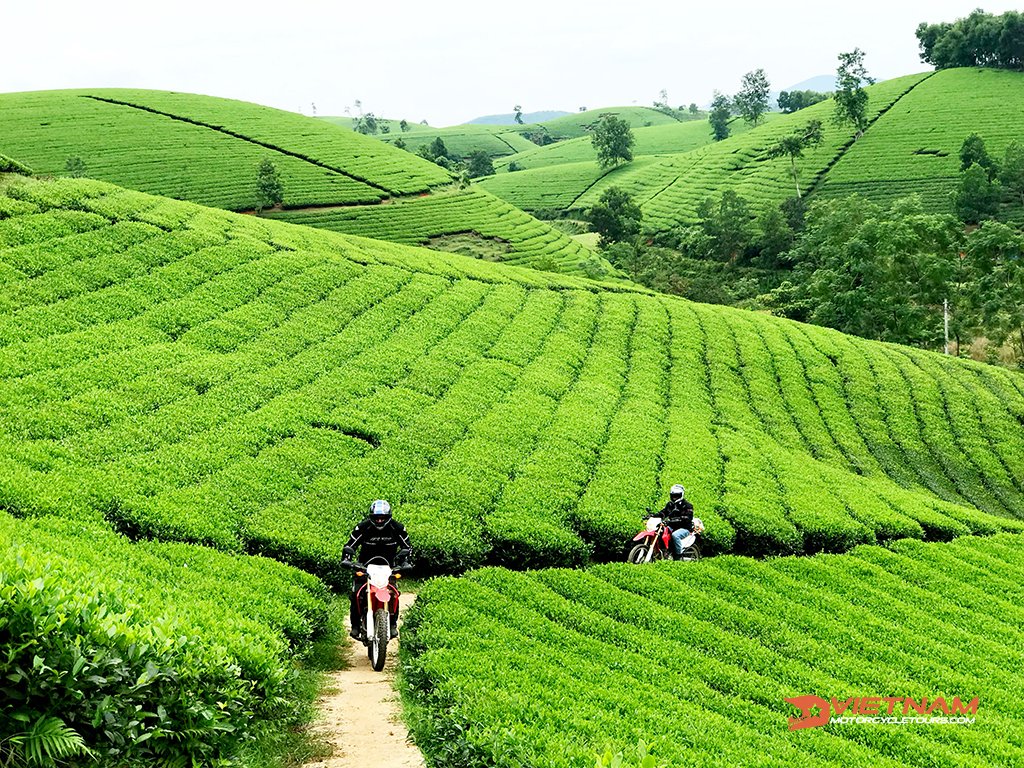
[{"x1": 785, "y1": 695, "x2": 979, "y2": 729}]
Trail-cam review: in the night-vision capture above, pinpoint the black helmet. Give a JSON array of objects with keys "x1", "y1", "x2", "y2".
[
  {"x1": 669, "y1": 484, "x2": 685, "y2": 502},
  {"x1": 369, "y1": 499, "x2": 392, "y2": 529}
]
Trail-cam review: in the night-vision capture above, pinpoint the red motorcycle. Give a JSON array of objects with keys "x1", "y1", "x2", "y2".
[
  {"x1": 627, "y1": 515, "x2": 703, "y2": 564},
  {"x1": 350, "y1": 556, "x2": 404, "y2": 671}
]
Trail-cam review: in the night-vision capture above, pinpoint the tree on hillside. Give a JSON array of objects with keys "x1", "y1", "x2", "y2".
[
  {"x1": 917, "y1": 10, "x2": 1024, "y2": 71},
  {"x1": 696, "y1": 190, "x2": 754, "y2": 263},
  {"x1": 966, "y1": 221, "x2": 1024, "y2": 360},
  {"x1": 64, "y1": 156, "x2": 86, "y2": 178},
  {"x1": 1000, "y1": 141, "x2": 1024, "y2": 208},
  {"x1": 689, "y1": 103, "x2": 699, "y2": 115},
  {"x1": 466, "y1": 150, "x2": 495, "y2": 178},
  {"x1": 588, "y1": 187, "x2": 642, "y2": 248},
  {"x1": 591, "y1": 115, "x2": 635, "y2": 169},
  {"x1": 709, "y1": 92, "x2": 732, "y2": 141},
  {"x1": 735, "y1": 69, "x2": 771, "y2": 126},
  {"x1": 833, "y1": 48, "x2": 874, "y2": 138},
  {"x1": 255, "y1": 158, "x2": 284, "y2": 213},
  {"x1": 393, "y1": 137, "x2": 407, "y2": 151},
  {"x1": 514, "y1": 104, "x2": 524, "y2": 124},
  {"x1": 400, "y1": 119, "x2": 410, "y2": 132},
  {"x1": 778, "y1": 90, "x2": 830, "y2": 113},
  {"x1": 767, "y1": 120, "x2": 824, "y2": 198},
  {"x1": 960, "y1": 133, "x2": 997, "y2": 179},
  {"x1": 954, "y1": 164, "x2": 1001, "y2": 223}
]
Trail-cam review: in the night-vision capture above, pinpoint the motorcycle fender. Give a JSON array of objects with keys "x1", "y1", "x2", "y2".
[
  {"x1": 661, "y1": 529, "x2": 672, "y2": 547},
  {"x1": 632, "y1": 531, "x2": 657, "y2": 542},
  {"x1": 370, "y1": 585, "x2": 391, "y2": 611}
]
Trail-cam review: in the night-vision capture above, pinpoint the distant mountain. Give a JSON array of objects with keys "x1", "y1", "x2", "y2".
[
  {"x1": 781, "y1": 75, "x2": 837, "y2": 93},
  {"x1": 467, "y1": 110, "x2": 572, "y2": 126}
]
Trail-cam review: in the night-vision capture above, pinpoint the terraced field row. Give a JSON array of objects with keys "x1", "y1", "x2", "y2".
[
  {"x1": 403, "y1": 534, "x2": 1024, "y2": 767},
  {"x1": 265, "y1": 188, "x2": 605, "y2": 273},
  {"x1": 0, "y1": 90, "x2": 451, "y2": 204},
  {"x1": 2, "y1": 176, "x2": 1023, "y2": 585},
  {"x1": 491, "y1": 115, "x2": 774, "y2": 174},
  {"x1": 378, "y1": 125, "x2": 537, "y2": 159},
  {"x1": 819, "y1": 68, "x2": 1024, "y2": 209}
]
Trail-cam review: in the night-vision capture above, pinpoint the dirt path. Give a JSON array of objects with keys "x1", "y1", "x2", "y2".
[{"x1": 304, "y1": 593, "x2": 426, "y2": 768}]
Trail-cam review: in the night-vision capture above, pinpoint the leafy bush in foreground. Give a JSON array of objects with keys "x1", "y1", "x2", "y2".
[{"x1": 0, "y1": 512, "x2": 331, "y2": 766}]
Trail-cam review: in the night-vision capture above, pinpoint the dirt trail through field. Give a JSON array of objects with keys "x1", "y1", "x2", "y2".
[{"x1": 303, "y1": 593, "x2": 426, "y2": 768}]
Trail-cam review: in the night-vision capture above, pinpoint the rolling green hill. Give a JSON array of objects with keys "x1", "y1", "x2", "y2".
[
  {"x1": 404, "y1": 533, "x2": 1024, "y2": 767},
  {"x1": 480, "y1": 69, "x2": 1024, "y2": 229},
  {"x1": 4, "y1": 173, "x2": 1024, "y2": 765},
  {"x1": 0, "y1": 89, "x2": 608, "y2": 277},
  {"x1": 2, "y1": 174, "x2": 1023, "y2": 589}
]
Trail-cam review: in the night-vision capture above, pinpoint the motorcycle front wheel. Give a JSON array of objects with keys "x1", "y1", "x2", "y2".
[
  {"x1": 370, "y1": 608, "x2": 389, "y2": 671},
  {"x1": 626, "y1": 543, "x2": 650, "y2": 563}
]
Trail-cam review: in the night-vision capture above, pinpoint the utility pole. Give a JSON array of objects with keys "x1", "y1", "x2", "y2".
[{"x1": 944, "y1": 298, "x2": 950, "y2": 355}]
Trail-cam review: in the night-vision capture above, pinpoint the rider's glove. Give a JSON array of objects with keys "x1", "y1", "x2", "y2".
[{"x1": 342, "y1": 546, "x2": 356, "y2": 560}]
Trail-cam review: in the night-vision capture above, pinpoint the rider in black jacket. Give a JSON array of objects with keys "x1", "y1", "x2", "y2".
[
  {"x1": 657, "y1": 484, "x2": 694, "y2": 560},
  {"x1": 343, "y1": 500, "x2": 412, "y2": 640}
]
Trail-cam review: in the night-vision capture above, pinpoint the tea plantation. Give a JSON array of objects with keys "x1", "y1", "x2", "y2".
[
  {"x1": 0, "y1": 90, "x2": 606, "y2": 277},
  {"x1": 481, "y1": 68, "x2": 1024, "y2": 228},
  {"x1": 2, "y1": 174, "x2": 1023, "y2": 584},
  {"x1": 3, "y1": 172, "x2": 1024, "y2": 765},
  {"x1": 403, "y1": 534, "x2": 1024, "y2": 767}
]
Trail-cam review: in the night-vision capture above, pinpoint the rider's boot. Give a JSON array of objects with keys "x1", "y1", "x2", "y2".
[{"x1": 390, "y1": 613, "x2": 399, "y2": 639}]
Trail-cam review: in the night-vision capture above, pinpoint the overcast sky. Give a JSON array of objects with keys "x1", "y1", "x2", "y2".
[{"x1": 3, "y1": 1, "x2": 1019, "y2": 126}]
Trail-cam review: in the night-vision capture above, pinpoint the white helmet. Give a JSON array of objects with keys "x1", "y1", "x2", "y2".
[{"x1": 669, "y1": 484, "x2": 685, "y2": 502}]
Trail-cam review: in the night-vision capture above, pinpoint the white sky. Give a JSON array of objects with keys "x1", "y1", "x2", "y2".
[{"x1": 3, "y1": 1, "x2": 1019, "y2": 126}]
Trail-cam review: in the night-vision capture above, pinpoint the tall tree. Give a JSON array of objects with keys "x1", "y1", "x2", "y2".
[
  {"x1": 588, "y1": 187, "x2": 642, "y2": 248},
  {"x1": 767, "y1": 120, "x2": 824, "y2": 198},
  {"x1": 696, "y1": 190, "x2": 754, "y2": 263},
  {"x1": 735, "y1": 69, "x2": 770, "y2": 126},
  {"x1": 591, "y1": 116, "x2": 635, "y2": 169},
  {"x1": 709, "y1": 92, "x2": 732, "y2": 141},
  {"x1": 966, "y1": 222, "x2": 1024, "y2": 359},
  {"x1": 917, "y1": 10, "x2": 1024, "y2": 70},
  {"x1": 254, "y1": 158, "x2": 284, "y2": 213},
  {"x1": 960, "y1": 133, "x2": 995, "y2": 174},
  {"x1": 513, "y1": 104, "x2": 524, "y2": 125},
  {"x1": 833, "y1": 48, "x2": 874, "y2": 137},
  {"x1": 954, "y1": 164, "x2": 1001, "y2": 223},
  {"x1": 466, "y1": 150, "x2": 495, "y2": 178},
  {"x1": 1000, "y1": 140, "x2": 1024, "y2": 207}
]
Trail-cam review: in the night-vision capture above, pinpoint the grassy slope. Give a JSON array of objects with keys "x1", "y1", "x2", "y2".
[
  {"x1": 0, "y1": 89, "x2": 606, "y2": 277},
  {"x1": 479, "y1": 117, "x2": 779, "y2": 212},
  {"x1": 2, "y1": 175, "x2": 1023, "y2": 587},
  {"x1": 817, "y1": 67, "x2": 1024, "y2": 210},
  {"x1": 403, "y1": 533, "x2": 1024, "y2": 767},
  {"x1": 483, "y1": 69, "x2": 1024, "y2": 227}
]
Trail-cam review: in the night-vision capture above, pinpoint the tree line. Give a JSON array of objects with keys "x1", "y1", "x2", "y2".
[{"x1": 917, "y1": 9, "x2": 1024, "y2": 71}]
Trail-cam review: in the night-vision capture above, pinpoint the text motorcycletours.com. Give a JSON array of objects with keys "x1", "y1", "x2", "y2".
[{"x1": 785, "y1": 695, "x2": 979, "y2": 730}]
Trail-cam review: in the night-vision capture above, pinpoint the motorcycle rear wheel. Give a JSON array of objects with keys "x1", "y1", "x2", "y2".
[{"x1": 678, "y1": 544, "x2": 701, "y2": 562}]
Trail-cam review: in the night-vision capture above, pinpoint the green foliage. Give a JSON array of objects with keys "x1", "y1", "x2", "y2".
[
  {"x1": 960, "y1": 133, "x2": 997, "y2": 176},
  {"x1": 965, "y1": 221, "x2": 1024, "y2": 359},
  {"x1": 999, "y1": 140, "x2": 1024, "y2": 206},
  {"x1": 589, "y1": 187, "x2": 642, "y2": 247},
  {"x1": 766, "y1": 120, "x2": 823, "y2": 197},
  {"x1": 591, "y1": 116, "x2": 635, "y2": 169},
  {"x1": 917, "y1": 9, "x2": 1024, "y2": 71},
  {"x1": 0, "y1": 88, "x2": 450, "y2": 209},
  {"x1": 954, "y1": 163, "x2": 1001, "y2": 222},
  {"x1": 2, "y1": 175, "x2": 1023, "y2": 588},
  {"x1": 255, "y1": 158, "x2": 284, "y2": 213},
  {"x1": 0, "y1": 513, "x2": 331, "y2": 766},
  {"x1": 695, "y1": 190, "x2": 754, "y2": 262},
  {"x1": 403, "y1": 534, "x2": 1024, "y2": 767},
  {"x1": 0, "y1": 154, "x2": 33, "y2": 176},
  {"x1": 833, "y1": 48, "x2": 874, "y2": 136},
  {"x1": 513, "y1": 105, "x2": 523, "y2": 125},
  {"x1": 786, "y1": 194, "x2": 970, "y2": 346},
  {"x1": 708, "y1": 92, "x2": 732, "y2": 141},
  {"x1": 466, "y1": 150, "x2": 494, "y2": 179},
  {"x1": 734, "y1": 69, "x2": 770, "y2": 126},
  {"x1": 594, "y1": 740, "x2": 659, "y2": 768},
  {"x1": 62, "y1": 157, "x2": 86, "y2": 179},
  {"x1": 777, "y1": 89, "x2": 830, "y2": 113}
]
